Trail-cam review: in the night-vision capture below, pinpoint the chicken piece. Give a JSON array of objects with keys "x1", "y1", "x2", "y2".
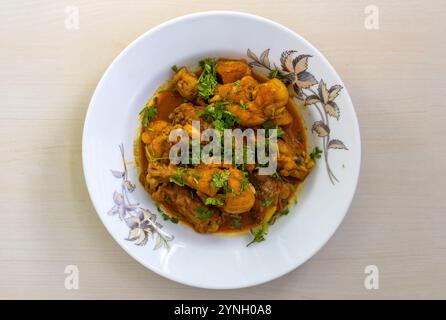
[
  {"x1": 222, "y1": 168, "x2": 255, "y2": 214},
  {"x1": 272, "y1": 109, "x2": 293, "y2": 126},
  {"x1": 147, "y1": 163, "x2": 221, "y2": 197},
  {"x1": 169, "y1": 103, "x2": 199, "y2": 124},
  {"x1": 172, "y1": 67, "x2": 198, "y2": 100},
  {"x1": 181, "y1": 166, "x2": 255, "y2": 214},
  {"x1": 226, "y1": 103, "x2": 266, "y2": 127},
  {"x1": 213, "y1": 75, "x2": 258, "y2": 103},
  {"x1": 249, "y1": 174, "x2": 290, "y2": 223},
  {"x1": 145, "y1": 162, "x2": 177, "y2": 192},
  {"x1": 183, "y1": 167, "x2": 220, "y2": 197},
  {"x1": 216, "y1": 59, "x2": 251, "y2": 84},
  {"x1": 141, "y1": 120, "x2": 170, "y2": 144},
  {"x1": 141, "y1": 120, "x2": 174, "y2": 159},
  {"x1": 253, "y1": 78, "x2": 289, "y2": 109},
  {"x1": 153, "y1": 185, "x2": 223, "y2": 233},
  {"x1": 277, "y1": 139, "x2": 314, "y2": 180},
  {"x1": 169, "y1": 103, "x2": 214, "y2": 131},
  {"x1": 219, "y1": 78, "x2": 290, "y2": 127},
  {"x1": 146, "y1": 162, "x2": 177, "y2": 180}
]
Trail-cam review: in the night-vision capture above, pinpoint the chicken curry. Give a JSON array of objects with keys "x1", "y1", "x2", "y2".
[{"x1": 136, "y1": 58, "x2": 314, "y2": 244}]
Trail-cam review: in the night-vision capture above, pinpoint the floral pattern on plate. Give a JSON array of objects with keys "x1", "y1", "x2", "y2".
[
  {"x1": 247, "y1": 49, "x2": 348, "y2": 184},
  {"x1": 108, "y1": 144, "x2": 174, "y2": 249}
]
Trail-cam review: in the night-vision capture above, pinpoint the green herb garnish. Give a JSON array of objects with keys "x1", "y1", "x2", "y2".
[
  {"x1": 247, "y1": 223, "x2": 269, "y2": 246},
  {"x1": 261, "y1": 119, "x2": 273, "y2": 129},
  {"x1": 205, "y1": 197, "x2": 224, "y2": 206},
  {"x1": 279, "y1": 208, "x2": 289, "y2": 216},
  {"x1": 200, "y1": 100, "x2": 240, "y2": 132},
  {"x1": 240, "y1": 176, "x2": 250, "y2": 192},
  {"x1": 157, "y1": 204, "x2": 178, "y2": 224},
  {"x1": 169, "y1": 175, "x2": 184, "y2": 186},
  {"x1": 197, "y1": 58, "x2": 218, "y2": 99},
  {"x1": 262, "y1": 196, "x2": 273, "y2": 207},
  {"x1": 140, "y1": 105, "x2": 157, "y2": 127},
  {"x1": 233, "y1": 80, "x2": 241, "y2": 93},
  {"x1": 169, "y1": 167, "x2": 186, "y2": 186},
  {"x1": 171, "y1": 64, "x2": 179, "y2": 73},
  {"x1": 261, "y1": 120, "x2": 284, "y2": 138},
  {"x1": 211, "y1": 170, "x2": 231, "y2": 189},
  {"x1": 196, "y1": 207, "x2": 213, "y2": 220},
  {"x1": 231, "y1": 216, "x2": 242, "y2": 229},
  {"x1": 162, "y1": 213, "x2": 178, "y2": 224},
  {"x1": 268, "y1": 206, "x2": 290, "y2": 226},
  {"x1": 276, "y1": 126, "x2": 284, "y2": 138},
  {"x1": 239, "y1": 100, "x2": 248, "y2": 110},
  {"x1": 272, "y1": 172, "x2": 282, "y2": 180},
  {"x1": 310, "y1": 146, "x2": 323, "y2": 161},
  {"x1": 268, "y1": 67, "x2": 279, "y2": 79}
]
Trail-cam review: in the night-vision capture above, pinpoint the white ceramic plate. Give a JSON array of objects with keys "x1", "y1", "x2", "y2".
[{"x1": 82, "y1": 11, "x2": 360, "y2": 289}]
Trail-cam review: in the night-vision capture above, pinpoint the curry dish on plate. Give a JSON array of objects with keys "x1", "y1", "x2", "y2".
[{"x1": 136, "y1": 58, "x2": 314, "y2": 241}]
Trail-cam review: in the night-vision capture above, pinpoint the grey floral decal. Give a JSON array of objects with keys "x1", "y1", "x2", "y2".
[
  {"x1": 108, "y1": 144, "x2": 174, "y2": 249},
  {"x1": 247, "y1": 49, "x2": 348, "y2": 184}
]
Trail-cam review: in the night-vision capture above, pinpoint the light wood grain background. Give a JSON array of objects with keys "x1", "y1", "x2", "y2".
[{"x1": 0, "y1": 0, "x2": 444, "y2": 299}]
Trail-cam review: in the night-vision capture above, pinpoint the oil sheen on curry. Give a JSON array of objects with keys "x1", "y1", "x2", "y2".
[{"x1": 136, "y1": 58, "x2": 314, "y2": 239}]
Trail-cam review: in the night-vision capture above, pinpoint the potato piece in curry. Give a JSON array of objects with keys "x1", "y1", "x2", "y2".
[{"x1": 136, "y1": 58, "x2": 314, "y2": 236}]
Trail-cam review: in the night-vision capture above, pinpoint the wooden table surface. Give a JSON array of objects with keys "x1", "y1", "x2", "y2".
[{"x1": 0, "y1": 0, "x2": 444, "y2": 299}]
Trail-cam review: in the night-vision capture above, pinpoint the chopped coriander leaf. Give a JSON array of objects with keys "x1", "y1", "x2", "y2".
[
  {"x1": 170, "y1": 217, "x2": 179, "y2": 224},
  {"x1": 272, "y1": 172, "x2": 282, "y2": 180},
  {"x1": 268, "y1": 206, "x2": 290, "y2": 226},
  {"x1": 231, "y1": 216, "x2": 242, "y2": 229},
  {"x1": 234, "y1": 80, "x2": 241, "y2": 87},
  {"x1": 171, "y1": 64, "x2": 179, "y2": 72},
  {"x1": 169, "y1": 167, "x2": 185, "y2": 186},
  {"x1": 212, "y1": 119, "x2": 226, "y2": 132},
  {"x1": 257, "y1": 162, "x2": 269, "y2": 169},
  {"x1": 156, "y1": 203, "x2": 163, "y2": 213},
  {"x1": 261, "y1": 119, "x2": 273, "y2": 129},
  {"x1": 169, "y1": 175, "x2": 184, "y2": 186},
  {"x1": 234, "y1": 163, "x2": 245, "y2": 171},
  {"x1": 139, "y1": 105, "x2": 157, "y2": 127},
  {"x1": 240, "y1": 177, "x2": 250, "y2": 192},
  {"x1": 205, "y1": 197, "x2": 224, "y2": 206},
  {"x1": 276, "y1": 126, "x2": 284, "y2": 138},
  {"x1": 262, "y1": 196, "x2": 273, "y2": 207},
  {"x1": 239, "y1": 100, "x2": 248, "y2": 109},
  {"x1": 212, "y1": 99, "x2": 232, "y2": 107},
  {"x1": 247, "y1": 223, "x2": 269, "y2": 246},
  {"x1": 197, "y1": 58, "x2": 218, "y2": 99},
  {"x1": 196, "y1": 207, "x2": 213, "y2": 220},
  {"x1": 199, "y1": 100, "x2": 240, "y2": 132},
  {"x1": 162, "y1": 213, "x2": 179, "y2": 224},
  {"x1": 268, "y1": 67, "x2": 279, "y2": 79},
  {"x1": 310, "y1": 146, "x2": 323, "y2": 161},
  {"x1": 279, "y1": 208, "x2": 289, "y2": 216},
  {"x1": 222, "y1": 110, "x2": 240, "y2": 128},
  {"x1": 211, "y1": 171, "x2": 231, "y2": 189}
]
